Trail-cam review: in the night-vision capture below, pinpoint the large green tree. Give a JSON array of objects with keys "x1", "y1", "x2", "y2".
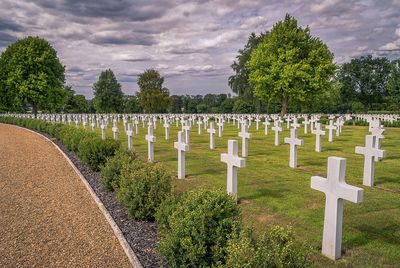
[
  {"x1": 137, "y1": 69, "x2": 170, "y2": 113},
  {"x1": 229, "y1": 32, "x2": 268, "y2": 98},
  {"x1": 0, "y1": 36, "x2": 65, "y2": 116},
  {"x1": 93, "y1": 69, "x2": 124, "y2": 113},
  {"x1": 248, "y1": 14, "x2": 336, "y2": 114},
  {"x1": 338, "y1": 55, "x2": 391, "y2": 112}
]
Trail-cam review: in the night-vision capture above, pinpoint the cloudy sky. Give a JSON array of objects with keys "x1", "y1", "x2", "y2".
[{"x1": 0, "y1": 0, "x2": 399, "y2": 98}]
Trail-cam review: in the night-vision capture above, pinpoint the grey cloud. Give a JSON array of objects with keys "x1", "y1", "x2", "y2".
[
  {"x1": 31, "y1": 0, "x2": 176, "y2": 22},
  {"x1": 89, "y1": 32, "x2": 155, "y2": 46},
  {"x1": 0, "y1": 18, "x2": 24, "y2": 32},
  {"x1": 0, "y1": 32, "x2": 17, "y2": 47}
]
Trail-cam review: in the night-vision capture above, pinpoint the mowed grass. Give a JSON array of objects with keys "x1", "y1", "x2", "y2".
[{"x1": 90, "y1": 119, "x2": 400, "y2": 267}]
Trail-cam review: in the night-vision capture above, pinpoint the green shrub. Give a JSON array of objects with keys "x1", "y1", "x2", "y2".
[
  {"x1": 78, "y1": 136, "x2": 120, "y2": 171},
  {"x1": 62, "y1": 127, "x2": 89, "y2": 152},
  {"x1": 225, "y1": 226, "x2": 311, "y2": 268},
  {"x1": 100, "y1": 149, "x2": 136, "y2": 191},
  {"x1": 157, "y1": 189, "x2": 242, "y2": 267},
  {"x1": 117, "y1": 162, "x2": 171, "y2": 221}
]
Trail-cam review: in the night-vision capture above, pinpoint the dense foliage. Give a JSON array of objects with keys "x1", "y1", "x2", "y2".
[
  {"x1": 248, "y1": 14, "x2": 336, "y2": 114},
  {"x1": 117, "y1": 161, "x2": 172, "y2": 220},
  {"x1": 225, "y1": 227, "x2": 311, "y2": 268},
  {"x1": 93, "y1": 69, "x2": 124, "y2": 113},
  {"x1": 100, "y1": 149, "x2": 136, "y2": 190},
  {"x1": 156, "y1": 189, "x2": 242, "y2": 267},
  {"x1": 0, "y1": 36, "x2": 65, "y2": 116},
  {"x1": 137, "y1": 69, "x2": 170, "y2": 113}
]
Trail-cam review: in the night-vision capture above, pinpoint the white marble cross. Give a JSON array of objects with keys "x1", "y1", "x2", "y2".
[
  {"x1": 263, "y1": 118, "x2": 270, "y2": 135},
  {"x1": 370, "y1": 125, "x2": 385, "y2": 162},
  {"x1": 126, "y1": 123, "x2": 133, "y2": 150},
  {"x1": 112, "y1": 120, "x2": 119, "y2": 140},
  {"x1": 355, "y1": 135, "x2": 386, "y2": 186},
  {"x1": 163, "y1": 121, "x2": 170, "y2": 140},
  {"x1": 334, "y1": 119, "x2": 341, "y2": 136},
  {"x1": 326, "y1": 120, "x2": 336, "y2": 142},
  {"x1": 272, "y1": 121, "x2": 282, "y2": 146},
  {"x1": 174, "y1": 131, "x2": 189, "y2": 179},
  {"x1": 312, "y1": 122, "x2": 326, "y2": 152},
  {"x1": 100, "y1": 120, "x2": 107, "y2": 140},
  {"x1": 134, "y1": 119, "x2": 139, "y2": 134},
  {"x1": 182, "y1": 121, "x2": 191, "y2": 143},
  {"x1": 255, "y1": 117, "x2": 261, "y2": 130},
  {"x1": 285, "y1": 117, "x2": 292, "y2": 129},
  {"x1": 197, "y1": 120, "x2": 203, "y2": 135},
  {"x1": 238, "y1": 123, "x2": 252, "y2": 157},
  {"x1": 145, "y1": 125, "x2": 156, "y2": 162},
  {"x1": 292, "y1": 117, "x2": 300, "y2": 129},
  {"x1": 217, "y1": 118, "x2": 223, "y2": 138},
  {"x1": 207, "y1": 122, "x2": 216, "y2": 149},
  {"x1": 284, "y1": 128, "x2": 304, "y2": 168},
  {"x1": 221, "y1": 140, "x2": 245, "y2": 201},
  {"x1": 303, "y1": 117, "x2": 310, "y2": 134},
  {"x1": 311, "y1": 157, "x2": 363, "y2": 260},
  {"x1": 90, "y1": 120, "x2": 96, "y2": 131}
]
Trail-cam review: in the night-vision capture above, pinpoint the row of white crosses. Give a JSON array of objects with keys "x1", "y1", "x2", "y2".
[{"x1": 11, "y1": 112, "x2": 392, "y2": 262}]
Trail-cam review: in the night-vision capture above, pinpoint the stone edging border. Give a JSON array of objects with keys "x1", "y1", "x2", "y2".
[{"x1": 1, "y1": 123, "x2": 143, "y2": 268}]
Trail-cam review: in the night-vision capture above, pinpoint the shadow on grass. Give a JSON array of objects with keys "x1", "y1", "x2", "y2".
[{"x1": 347, "y1": 223, "x2": 400, "y2": 248}]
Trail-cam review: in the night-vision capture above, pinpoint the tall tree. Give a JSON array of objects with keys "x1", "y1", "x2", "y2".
[
  {"x1": 123, "y1": 95, "x2": 141, "y2": 113},
  {"x1": 229, "y1": 32, "x2": 268, "y2": 98},
  {"x1": 93, "y1": 69, "x2": 124, "y2": 113},
  {"x1": 0, "y1": 36, "x2": 65, "y2": 116},
  {"x1": 137, "y1": 69, "x2": 170, "y2": 113},
  {"x1": 338, "y1": 55, "x2": 391, "y2": 112},
  {"x1": 248, "y1": 14, "x2": 336, "y2": 114}
]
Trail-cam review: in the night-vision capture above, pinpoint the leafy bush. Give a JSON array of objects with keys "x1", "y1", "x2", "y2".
[
  {"x1": 100, "y1": 149, "x2": 136, "y2": 191},
  {"x1": 156, "y1": 189, "x2": 242, "y2": 267},
  {"x1": 117, "y1": 162, "x2": 171, "y2": 221},
  {"x1": 62, "y1": 127, "x2": 90, "y2": 152},
  {"x1": 225, "y1": 226, "x2": 311, "y2": 268},
  {"x1": 78, "y1": 136, "x2": 120, "y2": 171}
]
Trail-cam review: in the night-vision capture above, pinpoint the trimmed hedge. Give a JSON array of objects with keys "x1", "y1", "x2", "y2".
[
  {"x1": 156, "y1": 189, "x2": 242, "y2": 267},
  {"x1": 224, "y1": 227, "x2": 311, "y2": 268},
  {"x1": 100, "y1": 149, "x2": 137, "y2": 191},
  {"x1": 78, "y1": 136, "x2": 120, "y2": 171},
  {"x1": 117, "y1": 161, "x2": 171, "y2": 221}
]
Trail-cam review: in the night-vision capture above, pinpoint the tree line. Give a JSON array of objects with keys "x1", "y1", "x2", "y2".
[{"x1": 0, "y1": 14, "x2": 399, "y2": 115}]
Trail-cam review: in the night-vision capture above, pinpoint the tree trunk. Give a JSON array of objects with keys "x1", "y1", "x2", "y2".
[
  {"x1": 280, "y1": 96, "x2": 288, "y2": 115},
  {"x1": 32, "y1": 102, "x2": 38, "y2": 118}
]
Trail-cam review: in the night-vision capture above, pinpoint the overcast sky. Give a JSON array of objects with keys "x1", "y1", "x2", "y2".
[{"x1": 0, "y1": 0, "x2": 399, "y2": 98}]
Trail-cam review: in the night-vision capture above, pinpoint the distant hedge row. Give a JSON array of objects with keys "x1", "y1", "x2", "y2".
[{"x1": 0, "y1": 117, "x2": 310, "y2": 267}]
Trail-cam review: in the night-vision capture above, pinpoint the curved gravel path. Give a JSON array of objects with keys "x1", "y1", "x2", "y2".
[{"x1": 0, "y1": 124, "x2": 132, "y2": 268}]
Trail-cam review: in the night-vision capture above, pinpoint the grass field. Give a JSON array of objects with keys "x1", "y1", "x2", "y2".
[{"x1": 92, "y1": 119, "x2": 399, "y2": 267}]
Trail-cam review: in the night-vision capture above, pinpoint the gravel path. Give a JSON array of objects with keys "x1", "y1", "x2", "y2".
[{"x1": 0, "y1": 124, "x2": 132, "y2": 268}]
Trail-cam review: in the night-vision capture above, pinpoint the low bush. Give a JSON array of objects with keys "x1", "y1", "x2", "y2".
[
  {"x1": 156, "y1": 189, "x2": 242, "y2": 267},
  {"x1": 100, "y1": 149, "x2": 136, "y2": 191},
  {"x1": 62, "y1": 127, "x2": 88, "y2": 152},
  {"x1": 78, "y1": 136, "x2": 120, "y2": 171},
  {"x1": 117, "y1": 162, "x2": 171, "y2": 221},
  {"x1": 225, "y1": 226, "x2": 311, "y2": 268}
]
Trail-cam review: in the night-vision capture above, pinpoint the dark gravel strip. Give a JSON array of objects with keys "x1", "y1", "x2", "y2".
[{"x1": 43, "y1": 133, "x2": 163, "y2": 268}]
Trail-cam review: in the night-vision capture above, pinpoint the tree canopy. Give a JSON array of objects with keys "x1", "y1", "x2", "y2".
[
  {"x1": 0, "y1": 36, "x2": 65, "y2": 116},
  {"x1": 137, "y1": 69, "x2": 170, "y2": 113},
  {"x1": 338, "y1": 55, "x2": 392, "y2": 112},
  {"x1": 92, "y1": 69, "x2": 124, "y2": 113},
  {"x1": 229, "y1": 32, "x2": 268, "y2": 98},
  {"x1": 247, "y1": 14, "x2": 336, "y2": 114}
]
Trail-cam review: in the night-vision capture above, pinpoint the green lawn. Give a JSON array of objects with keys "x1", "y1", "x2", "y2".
[{"x1": 92, "y1": 119, "x2": 400, "y2": 267}]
